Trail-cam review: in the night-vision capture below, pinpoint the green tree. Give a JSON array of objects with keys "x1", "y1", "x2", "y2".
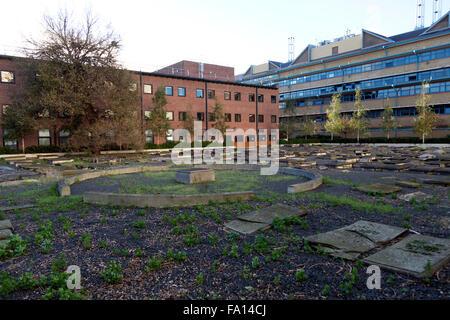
[
  {"x1": 324, "y1": 93, "x2": 345, "y2": 141},
  {"x1": 148, "y1": 87, "x2": 171, "y2": 145},
  {"x1": 414, "y1": 82, "x2": 437, "y2": 144},
  {"x1": 348, "y1": 89, "x2": 369, "y2": 143},
  {"x1": 3, "y1": 10, "x2": 139, "y2": 154},
  {"x1": 380, "y1": 98, "x2": 396, "y2": 140},
  {"x1": 211, "y1": 98, "x2": 228, "y2": 139},
  {"x1": 299, "y1": 115, "x2": 316, "y2": 140},
  {"x1": 182, "y1": 104, "x2": 196, "y2": 138},
  {"x1": 279, "y1": 100, "x2": 297, "y2": 141},
  {"x1": 1, "y1": 104, "x2": 34, "y2": 152}
]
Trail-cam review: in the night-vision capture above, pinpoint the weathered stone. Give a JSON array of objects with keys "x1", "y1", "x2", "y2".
[
  {"x1": 0, "y1": 204, "x2": 36, "y2": 211},
  {"x1": 399, "y1": 191, "x2": 433, "y2": 202},
  {"x1": 395, "y1": 181, "x2": 421, "y2": 188},
  {"x1": 306, "y1": 229, "x2": 376, "y2": 259},
  {"x1": 175, "y1": 168, "x2": 215, "y2": 184},
  {"x1": 364, "y1": 234, "x2": 450, "y2": 278},
  {"x1": 342, "y1": 220, "x2": 407, "y2": 244},
  {"x1": 0, "y1": 220, "x2": 13, "y2": 231},
  {"x1": 421, "y1": 178, "x2": 450, "y2": 186},
  {"x1": 0, "y1": 179, "x2": 40, "y2": 187},
  {"x1": 357, "y1": 183, "x2": 401, "y2": 195},
  {"x1": 0, "y1": 229, "x2": 12, "y2": 240},
  {"x1": 238, "y1": 204, "x2": 306, "y2": 224},
  {"x1": 224, "y1": 220, "x2": 270, "y2": 235}
]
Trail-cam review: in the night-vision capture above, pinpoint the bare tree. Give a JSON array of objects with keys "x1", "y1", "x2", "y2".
[
  {"x1": 381, "y1": 98, "x2": 396, "y2": 140},
  {"x1": 147, "y1": 87, "x2": 170, "y2": 144},
  {"x1": 3, "y1": 10, "x2": 139, "y2": 153}
]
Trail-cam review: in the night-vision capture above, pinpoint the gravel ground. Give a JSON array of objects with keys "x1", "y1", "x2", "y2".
[{"x1": 0, "y1": 167, "x2": 448, "y2": 300}]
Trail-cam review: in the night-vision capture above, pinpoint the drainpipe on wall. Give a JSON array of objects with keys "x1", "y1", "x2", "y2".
[
  {"x1": 139, "y1": 72, "x2": 144, "y2": 140},
  {"x1": 205, "y1": 81, "x2": 208, "y2": 135}
]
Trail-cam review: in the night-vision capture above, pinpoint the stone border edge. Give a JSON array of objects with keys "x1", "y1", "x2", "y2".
[
  {"x1": 58, "y1": 165, "x2": 169, "y2": 196},
  {"x1": 281, "y1": 167, "x2": 323, "y2": 193},
  {"x1": 83, "y1": 191, "x2": 254, "y2": 208}
]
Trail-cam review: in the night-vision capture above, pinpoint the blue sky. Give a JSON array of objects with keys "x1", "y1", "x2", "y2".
[{"x1": 2, "y1": 0, "x2": 449, "y2": 74}]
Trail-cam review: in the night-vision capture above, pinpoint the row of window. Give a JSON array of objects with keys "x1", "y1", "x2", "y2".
[
  {"x1": 280, "y1": 67, "x2": 450, "y2": 101},
  {"x1": 144, "y1": 109, "x2": 278, "y2": 123},
  {"x1": 242, "y1": 47, "x2": 450, "y2": 87},
  {"x1": 144, "y1": 129, "x2": 279, "y2": 144},
  {"x1": 282, "y1": 81, "x2": 450, "y2": 108},
  {"x1": 281, "y1": 105, "x2": 450, "y2": 124},
  {"x1": 154, "y1": 85, "x2": 278, "y2": 103}
]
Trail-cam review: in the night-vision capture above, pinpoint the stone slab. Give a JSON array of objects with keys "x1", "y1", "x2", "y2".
[
  {"x1": 364, "y1": 234, "x2": 450, "y2": 278},
  {"x1": 421, "y1": 178, "x2": 450, "y2": 186},
  {"x1": 342, "y1": 220, "x2": 407, "y2": 244},
  {"x1": 357, "y1": 183, "x2": 401, "y2": 195},
  {"x1": 0, "y1": 204, "x2": 36, "y2": 211},
  {"x1": 306, "y1": 229, "x2": 376, "y2": 259},
  {"x1": 175, "y1": 168, "x2": 215, "y2": 184},
  {"x1": 224, "y1": 220, "x2": 270, "y2": 235},
  {"x1": 0, "y1": 179, "x2": 40, "y2": 187},
  {"x1": 0, "y1": 220, "x2": 13, "y2": 231},
  {"x1": 0, "y1": 229, "x2": 12, "y2": 240},
  {"x1": 395, "y1": 181, "x2": 421, "y2": 188},
  {"x1": 238, "y1": 204, "x2": 306, "y2": 224},
  {"x1": 399, "y1": 192, "x2": 433, "y2": 202}
]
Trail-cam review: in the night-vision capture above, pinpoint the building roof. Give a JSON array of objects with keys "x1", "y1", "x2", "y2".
[{"x1": 242, "y1": 11, "x2": 450, "y2": 80}]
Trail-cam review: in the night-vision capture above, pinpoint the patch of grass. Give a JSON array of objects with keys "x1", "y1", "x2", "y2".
[
  {"x1": 295, "y1": 269, "x2": 308, "y2": 282},
  {"x1": 306, "y1": 192, "x2": 397, "y2": 213}
]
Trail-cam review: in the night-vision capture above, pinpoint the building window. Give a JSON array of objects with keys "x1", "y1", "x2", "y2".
[
  {"x1": 145, "y1": 130, "x2": 154, "y2": 143},
  {"x1": 249, "y1": 93, "x2": 255, "y2": 102},
  {"x1": 143, "y1": 84, "x2": 152, "y2": 94},
  {"x1": 235, "y1": 114, "x2": 241, "y2": 122},
  {"x1": 2, "y1": 104, "x2": 9, "y2": 115},
  {"x1": 38, "y1": 129, "x2": 51, "y2": 146},
  {"x1": 129, "y1": 83, "x2": 137, "y2": 91},
  {"x1": 249, "y1": 114, "x2": 255, "y2": 123},
  {"x1": 0, "y1": 71, "x2": 14, "y2": 83},
  {"x1": 332, "y1": 46, "x2": 339, "y2": 55},
  {"x1": 224, "y1": 91, "x2": 231, "y2": 100},
  {"x1": 59, "y1": 130, "x2": 70, "y2": 146},
  {"x1": 166, "y1": 129, "x2": 174, "y2": 141},
  {"x1": 2, "y1": 129, "x2": 17, "y2": 149},
  {"x1": 234, "y1": 92, "x2": 241, "y2": 101},
  {"x1": 207, "y1": 89, "x2": 215, "y2": 99},
  {"x1": 257, "y1": 94, "x2": 264, "y2": 102},
  {"x1": 208, "y1": 112, "x2": 215, "y2": 121},
  {"x1": 166, "y1": 111, "x2": 174, "y2": 121},
  {"x1": 271, "y1": 95, "x2": 277, "y2": 103},
  {"x1": 258, "y1": 115, "x2": 264, "y2": 123},
  {"x1": 225, "y1": 113, "x2": 232, "y2": 122},
  {"x1": 178, "y1": 87, "x2": 186, "y2": 97},
  {"x1": 144, "y1": 110, "x2": 151, "y2": 120},
  {"x1": 196, "y1": 89, "x2": 204, "y2": 98},
  {"x1": 197, "y1": 112, "x2": 204, "y2": 121},
  {"x1": 165, "y1": 86, "x2": 173, "y2": 96},
  {"x1": 271, "y1": 115, "x2": 277, "y2": 123},
  {"x1": 179, "y1": 111, "x2": 187, "y2": 121}
]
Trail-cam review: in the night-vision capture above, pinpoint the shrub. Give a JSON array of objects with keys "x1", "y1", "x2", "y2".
[{"x1": 100, "y1": 261, "x2": 123, "y2": 284}]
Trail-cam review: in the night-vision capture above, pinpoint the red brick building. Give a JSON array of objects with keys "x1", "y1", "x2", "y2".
[
  {"x1": 156, "y1": 60, "x2": 235, "y2": 82},
  {"x1": 0, "y1": 55, "x2": 279, "y2": 150}
]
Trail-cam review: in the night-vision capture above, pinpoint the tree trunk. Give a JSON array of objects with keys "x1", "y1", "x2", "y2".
[
  {"x1": 422, "y1": 134, "x2": 425, "y2": 145},
  {"x1": 21, "y1": 137, "x2": 25, "y2": 153},
  {"x1": 331, "y1": 132, "x2": 333, "y2": 141},
  {"x1": 357, "y1": 131, "x2": 360, "y2": 144},
  {"x1": 387, "y1": 132, "x2": 390, "y2": 140}
]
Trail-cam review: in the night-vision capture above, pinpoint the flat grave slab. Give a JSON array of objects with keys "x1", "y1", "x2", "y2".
[
  {"x1": 176, "y1": 168, "x2": 215, "y2": 184},
  {"x1": 225, "y1": 204, "x2": 305, "y2": 235},
  {"x1": 342, "y1": 220, "x2": 407, "y2": 244},
  {"x1": 395, "y1": 181, "x2": 421, "y2": 188},
  {"x1": 399, "y1": 191, "x2": 433, "y2": 202},
  {"x1": 306, "y1": 220, "x2": 407, "y2": 260},
  {"x1": 0, "y1": 220, "x2": 13, "y2": 231},
  {"x1": 357, "y1": 183, "x2": 401, "y2": 195},
  {"x1": 364, "y1": 234, "x2": 450, "y2": 278},
  {"x1": 238, "y1": 203, "x2": 306, "y2": 224},
  {"x1": 0, "y1": 229, "x2": 12, "y2": 240},
  {"x1": 0, "y1": 204, "x2": 37, "y2": 211},
  {"x1": 224, "y1": 220, "x2": 270, "y2": 235}
]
